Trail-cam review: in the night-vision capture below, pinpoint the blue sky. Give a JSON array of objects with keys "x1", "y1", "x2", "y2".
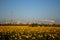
[{"x1": 0, "y1": 0, "x2": 60, "y2": 23}]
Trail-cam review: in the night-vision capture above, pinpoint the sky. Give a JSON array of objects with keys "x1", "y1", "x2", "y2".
[{"x1": 0, "y1": 0, "x2": 60, "y2": 24}]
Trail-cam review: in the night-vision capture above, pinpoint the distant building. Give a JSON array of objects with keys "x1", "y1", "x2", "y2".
[
  {"x1": 5, "y1": 20, "x2": 14, "y2": 24},
  {"x1": 27, "y1": 21, "x2": 33, "y2": 24},
  {"x1": 16, "y1": 21, "x2": 22, "y2": 24}
]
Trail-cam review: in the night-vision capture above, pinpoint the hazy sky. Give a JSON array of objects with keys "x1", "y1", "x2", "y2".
[{"x1": 0, "y1": 0, "x2": 60, "y2": 23}]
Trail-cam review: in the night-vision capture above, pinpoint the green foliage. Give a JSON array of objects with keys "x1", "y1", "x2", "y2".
[
  {"x1": 0, "y1": 24, "x2": 60, "y2": 27},
  {"x1": 29, "y1": 23, "x2": 39, "y2": 27}
]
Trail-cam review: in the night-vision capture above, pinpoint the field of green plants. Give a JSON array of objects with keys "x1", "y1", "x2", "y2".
[{"x1": 0, "y1": 26, "x2": 60, "y2": 40}]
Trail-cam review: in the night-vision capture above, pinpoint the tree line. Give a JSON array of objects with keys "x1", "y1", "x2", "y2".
[{"x1": 0, "y1": 23, "x2": 60, "y2": 27}]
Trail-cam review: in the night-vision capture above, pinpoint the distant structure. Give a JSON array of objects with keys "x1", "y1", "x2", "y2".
[
  {"x1": 5, "y1": 20, "x2": 14, "y2": 24},
  {"x1": 27, "y1": 21, "x2": 32, "y2": 24},
  {"x1": 4, "y1": 19, "x2": 55, "y2": 24},
  {"x1": 27, "y1": 20, "x2": 36, "y2": 24},
  {"x1": 16, "y1": 21, "x2": 22, "y2": 24}
]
